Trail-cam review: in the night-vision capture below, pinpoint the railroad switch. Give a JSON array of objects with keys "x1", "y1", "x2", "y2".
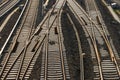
[{"x1": 81, "y1": 17, "x2": 87, "y2": 25}]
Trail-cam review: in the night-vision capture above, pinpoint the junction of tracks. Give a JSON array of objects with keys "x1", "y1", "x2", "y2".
[{"x1": 0, "y1": 0, "x2": 120, "y2": 80}]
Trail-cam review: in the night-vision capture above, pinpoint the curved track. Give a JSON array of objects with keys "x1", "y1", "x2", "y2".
[
  {"x1": 66, "y1": 13, "x2": 84, "y2": 80},
  {"x1": 85, "y1": 0, "x2": 120, "y2": 79},
  {"x1": 67, "y1": 0, "x2": 120, "y2": 80}
]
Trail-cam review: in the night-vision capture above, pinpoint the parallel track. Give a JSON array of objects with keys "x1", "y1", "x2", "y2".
[
  {"x1": 0, "y1": 0, "x2": 39, "y2": 79},
  {"x1": 85, "y1": 0, "x2": 120, "y2": 79},
  {"x1": 0, "y1": 0, "x2": 70, "y2": 79},
  {"x1": 41, "y1": 12, "x2": 67, "y2": 80},
  {"x1": 0, "y1": 0, "x2": 20, "y2": 17},
  {"x1": 0, "y1": 0, "x2": 9, "y2": 7},
  {"x1": 38, "y1": 0, "x2": 70, "y2": 79},
  {"x1": 67, "y1": 0, "x2": 120, "y2": 80}
]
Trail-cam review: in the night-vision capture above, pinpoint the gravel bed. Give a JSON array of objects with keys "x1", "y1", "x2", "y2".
[
  {"x1": 61, "y1": 11, "x2": 80, "y2": 80},
  {"x1": 0, "y1": 9, "x2": 20, "y2": 50},
  {"x1": 29, "y1": 0, "x2": 57, "y2": 79},
  {"x1": 95, "y1": 0, "x2": 120, "y2": 57},
  {"x1": 29, "y1": 50, "x2": 43, "y2": 80},
  {"x1": 75, "y1": 0, "x2": 120, "y2": 79},
  {"x1": 67, "y1": 6, "x2": 93, "y2": 80},
  {"x1": 0, "y1": 0, "x2": 27, "y2": 50}
]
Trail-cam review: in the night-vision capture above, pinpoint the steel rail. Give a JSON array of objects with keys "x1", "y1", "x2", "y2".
[
  {"x1": 93, "y1": 0, "x2": 120, "y2": 76},
  {"x1": 0, "y1": 0, "x2": 39, "y2": 79},
  {"x1": 20, "y1": 37, "x2": 45, "y2": 79},
  {"x1": 0, "y1": 0, "x2": 9, "y2": 8},
  {"x1": 34, "y1": 0, "x2": 59, "y2": 35},
  {"x1": 43, "y1": 12, "x2": 61, "y2": 80},
  {"x1": 0, "y1": 0, "x2": 67, "y2": 79},
  {"x1": 0, "y1": 0, "x2": 48, "y2": 78},
  {"x1": 0, "y1": 0, "x2": 29, "y2": 77},
  {"x1": 44, "y1": 11, "x2": 51, "y2": 80},
  {"x1": 0, "y1": 0, "x2": 37, "y2": 79},
  {"x1": 1, "y1": 1, "x2": 62, "y2": 77},
  {"x1": 43, "y1": 11, "x2": 66, "y2": 80},
  {"x1": 91, "y1": 26, "x2": 103, "y2": 80},
  {"x1": 16, "y1": 0, "x2": 39, "y2": 79},
  {"x1": 40, "y1": 0, "x2": 67, "y2": 79},
  {"x1": 87, "y1": 0, "x2": 120, "y2": 77},
  {"x1": 67, "y1": 1, "x2": 104, "y2": 79},
  {"x1": 44, "y1": 27, "x2": 49, "y2": 80},
  {"x1": 20, "y1": 0, "x2": 65, "y2": 78},
  {"x1": 73, "y1": 0, "x2": 118, "y2": 66},
  {"x1": 57, "y1": 10, "x2": 66, "y2": 80},
  {"x1": 0, "y1": 0, "x2": 20, "y2": 17},
  {"x1": 71, "y1": 0, "x2": 115, "y2": 62},
  {"x1": 85, "y1": 0, "x2": 104, "y2": 79},
  {"x1": 38, "y1": 11, "x2": 61, "y2": 80},
  {"x1": 36, "y1": 10, "x2": 58, "y2": 79},
  {"x1": 20, "y1": 15, "x2": 56, "y2": 79},
  {"x1": 70, "y1": 1, "x2": 120, "y2": 73},
  {"x1": 72, "y1": 0, "x2": 120, "y2": 79},
  {"x1": 0, "y1": 0, "x2": 29, "y2": 56},
  {"x1": 66, "y1": 13, "x2": 84, "y2": 80}
]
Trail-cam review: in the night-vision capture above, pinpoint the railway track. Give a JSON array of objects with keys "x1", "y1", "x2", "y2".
[
  {"x1": 0, "y1": 0, "x2": 20, "y2": 17},
  {"x1": 67, "y1": 0, "x2": 120, "y2": 80},
  {"x1": 0, "y1": 0, "x2": 9, "y2": 7},
  {"x1": 37, "y1": 0, "x2": 70, "y2": 79},
  {"x1": 0, "y1": 0, "x2": 70, "y2": 79},
  {"x1": 85, "y1": 0, "x2": 120, "y2": 79},
  {"x1": 0, "y1": 0, "x2": 39, "y2": 79},
  {"x1": 40, "y1": 12, "x2": 70, "y2": 80},
  {"x1": 66, "y1": 13, "x2": 84, "y2": 80}
]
